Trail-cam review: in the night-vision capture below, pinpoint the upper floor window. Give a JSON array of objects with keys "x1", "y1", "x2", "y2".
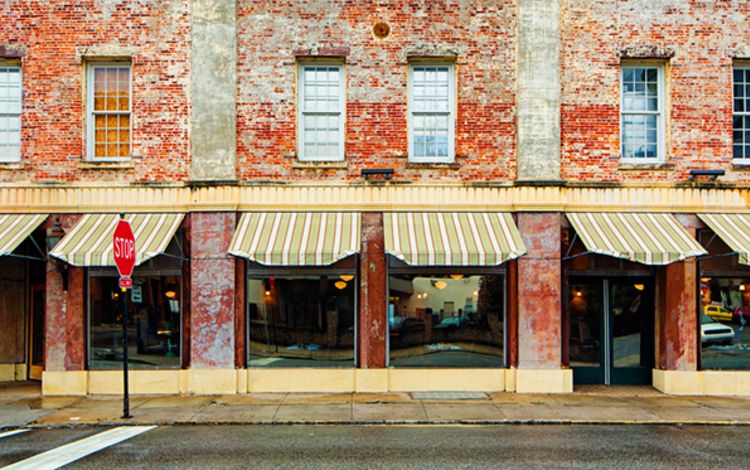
[
  {"x1": 620, "y1": 64, "x2": 665, "y2": 162},
  {"x1": 298, "y1": 63, "x2": 344, "y2": 162},
  {"x1": 408, "y1": 63, "x2": 455, "y2": 163},
  {"x1": 86, "y1": 63, "x2": 131, "y2": 160},
  {"x1": 734, "y1": 65, "x2": 750, "y2": 160},
  {"x1": 0, "y1": 65, "x2": 21, "y2": 162}
]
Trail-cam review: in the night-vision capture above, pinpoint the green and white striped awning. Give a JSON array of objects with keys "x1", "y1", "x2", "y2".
[
  {"x1": 49, "y1": 213, "x2": 184, "y2": 267},
  {"x1": 229, "y1": 212, "x2": 361, "y2": 266},
  {"x1": 567, "y1": 212, "x2": 706, "y2": 265},
  {"x1": 384, "y1": 212, "x2": 526, "y2": 266},
  {"x1": 0, "y1": 214, "x2": 47, "y2": 256},
  {"x1": 697, "y1": 213, "x2": 750, "y2": 265}
]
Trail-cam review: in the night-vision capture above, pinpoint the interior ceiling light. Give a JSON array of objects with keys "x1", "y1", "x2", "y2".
[
  {"x1": 334, "y1": 280, "x2": 348, "y2": 290},
  {"x1": 450, "y1": 274, "x2": 464, "y2": 280},
  {"x1": 340, "y1": 275, "x2": 354, "y2": 282},
  {"x1": 634, "y1": 284, "x2": 645, "y2": 291},
  {"x1": 165, "y1": 290, "x2": 177, "y2": 299},
  {"x1": 432, "y1": 280, "x2": 448, "y2": 290}
]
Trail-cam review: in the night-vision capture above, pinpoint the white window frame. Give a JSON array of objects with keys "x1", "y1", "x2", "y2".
[
  {"x1": 408, "y1": 62, "x2": 456, "y2": 164},
  {"x1": 297, "y1": 62, "x2": 346, "y2": 162},
  {"x1": 0, "y1": 64, "x2": 22, "y2": 163},
  {"x1": 733, "y1": 63, "x2": 750, "y2": 164},
  {"x1": 620, "y1": 62, "x2": 666, "y2": 163},
  {"x1": 86, "y1": 62, "x2": 132, "y2": 161}
]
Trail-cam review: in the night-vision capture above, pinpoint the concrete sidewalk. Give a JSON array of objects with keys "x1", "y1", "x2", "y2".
[{"x1": 2, "y1": 382, "x2": 750, "y2": 428}]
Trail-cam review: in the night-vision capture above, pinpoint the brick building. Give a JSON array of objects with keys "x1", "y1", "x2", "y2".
[{"x1": 0, "y1": 0, "x2": 748, "y2": 396}]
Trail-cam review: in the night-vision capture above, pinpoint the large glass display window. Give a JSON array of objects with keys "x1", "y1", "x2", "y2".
[
  {"x1": 388, "y1": 268, "x2": 505, "y2": 368},
  {"x1": 246, "y1": 261, "x2": 357, "y2": 368},
  {"x1": 88, "y1": 269, "x2": 182, "y2": 370}
]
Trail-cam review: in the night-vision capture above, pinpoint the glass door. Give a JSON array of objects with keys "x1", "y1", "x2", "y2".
[
  {"x1": 28, "y1": 284, "x2": 44, "y2": 380},
  {"x1": 609, "y1": 278, "x2": 654, "y2": 384},
  {"x1": 569, "y1": 277, "x2": 654, "y2": 385}
]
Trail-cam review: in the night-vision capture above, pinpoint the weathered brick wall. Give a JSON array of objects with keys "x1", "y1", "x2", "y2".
[
  {"x1": 561, "y1": 0, "x2": 750, "y2": 184},
  {"x1": 237, "y1": 0, "x2": 516, "y2": 183},
  {"x1": 0, "y1": 0, "x2": 190, "y2": 184}
]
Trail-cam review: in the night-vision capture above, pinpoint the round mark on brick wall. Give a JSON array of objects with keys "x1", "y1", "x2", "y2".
[{"x1": 373, "y1": 22, "x2": 390, "y2": 39}]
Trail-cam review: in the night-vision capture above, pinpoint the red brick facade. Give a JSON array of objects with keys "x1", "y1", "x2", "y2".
[
  {"x1": 1, "y1": 0, "x2": 191, "y2": 184},
  {"x1": 561, "y1": 0, "x2": 750, "y2": 183},
  {"x1": 235, "y1": 1, "x2": 517, "y2": 182}
]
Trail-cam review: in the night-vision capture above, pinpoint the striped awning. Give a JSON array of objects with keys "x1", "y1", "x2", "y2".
[
  {"x1": 0, "y1": 214, "x2": 47, "y2": 256},
  {"x1": 50, "y1": 213, "x2": 184, "y2": 267},
  {"x1": 384, "y1": 212, "x2": 526, "y2": 266},
  {"x1": 229, "y1": 212, "x2": 361, "y2": 266},
  {"x1": 567, "y1": 212, "x2": 706, "y2": 265},
  {"x1": 697, "y1": 213, "x2": 750, "y2": 265}
]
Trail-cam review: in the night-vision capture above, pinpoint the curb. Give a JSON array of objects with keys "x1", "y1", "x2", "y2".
[{"x1": 10, "y1": 419, "x2": 750, "y2": 429}]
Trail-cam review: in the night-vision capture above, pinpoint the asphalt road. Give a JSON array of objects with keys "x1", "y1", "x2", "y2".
[{"x1": 1, "y1": 425, "x2": 749, "y2": 469}]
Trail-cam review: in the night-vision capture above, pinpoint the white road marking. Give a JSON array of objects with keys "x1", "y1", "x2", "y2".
[
  {"x1": 2, "y1": 426, "x2": 156, "y2": 470},
  {"x1": 0, "y1": 429, "x2": 29, "y2": 440}
]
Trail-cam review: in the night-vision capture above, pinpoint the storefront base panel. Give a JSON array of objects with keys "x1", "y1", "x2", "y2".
[
  {"x1": 0, "y1": 363, "x2": 27, "y2": 382},
  {"x1": 43, "y1": 370, "x2": 241, "y2": 396},
  {"x1": 248, "y1": 369, "x2": 357, "y2": 393},
  {"x1": 387, "y1": 369, "x2": 505, "y2": 392},
  {"x1": 653, "y1": 369, "x2": 750, "y2": 396},
  {"x1": 36, "y1": 369, "x2": 612, "y2": 395},
  {"x1": 515, "y1": 368, "x2": 573, "y2": 394}
]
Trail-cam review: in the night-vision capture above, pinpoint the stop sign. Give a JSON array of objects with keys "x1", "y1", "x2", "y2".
[{"x1": 113, "y1": 218, "x2": 136, "y2": 282}]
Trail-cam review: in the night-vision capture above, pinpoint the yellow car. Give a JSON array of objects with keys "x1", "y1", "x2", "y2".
[{"x1": 703, "y1": 305, "x2": 733, "y2": 323}]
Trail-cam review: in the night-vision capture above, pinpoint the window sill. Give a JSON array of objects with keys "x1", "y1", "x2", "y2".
[
  {"x1": 405, "y1": 162, "x2": 460, "y2": 170},
  {"x1": 0, "y1": 162, "x2": 26, "y2": 170},
  {"x1": 291, "y1": 160, "x2": 348, "y2": 170},
  {"x1": 618, "y1": 162, "x2": 674, "y2": 171},
  {"x1": 732, "y1": 162, "x2": 750, "y2": 170},
  {"x1": 78, "y1": 160, "x2": 135, "y2": 170}
]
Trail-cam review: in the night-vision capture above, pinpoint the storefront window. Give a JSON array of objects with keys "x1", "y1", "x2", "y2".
[
  {"x1": 699, "y1": 277, "x2": 750, "y2": 370},
  {"x1": 388, "y1": 273, "x2": 504, "y2": 367},
  {"x1": 247, "y1": 272, "x2": 356, "y2": 367},
  {"x1": 89, "y1": 274, "x2": 181, "y2": 370}
]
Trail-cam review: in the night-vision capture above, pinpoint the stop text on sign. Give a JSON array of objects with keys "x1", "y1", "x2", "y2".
[{"x1": 113, "y1": 236, "x2": 135, "y2": 260}]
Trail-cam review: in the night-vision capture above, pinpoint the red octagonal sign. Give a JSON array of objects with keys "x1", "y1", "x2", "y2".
[{"x1": 113, "y1": 218, "x2": 136, "y2": 285}]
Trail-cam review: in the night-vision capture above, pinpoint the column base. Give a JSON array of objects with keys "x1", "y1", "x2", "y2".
[{"x1": 653, "y1": 369, "x2": 750, "y2": 396}]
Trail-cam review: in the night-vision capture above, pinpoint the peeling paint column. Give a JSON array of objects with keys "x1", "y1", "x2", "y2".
[
  {"x1": 657, "y1": 215, "x2": 699, "y2": 371},
  {"x1": 659, "y1": 261, "x2": 698, "y2": 371},
  {"x1": 44, "y1": 215, "x2": 84, "y2": 373},
  {"x1": 515, "y1": 213, "x2": 570, "y2": 392},
  {"x1": 189, "y1": 0, "x2": 237, "y2": 181},
  {"x1": 43, "y1": 215, "x2": 86, "y2": 395},
  {"x1": 359, "y1": 213, "x2": 387, "y2": 368},
  {"x1": 516, "y1": 0, "x2": 561, "y2": 181},
  {"x1": 189, "y1": 213, "x2": 236, "y2": 370}
]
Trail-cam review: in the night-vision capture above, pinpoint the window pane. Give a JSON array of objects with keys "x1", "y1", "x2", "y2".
[
  {"x1": 734, "y1": 68, "x2": 750, "y2": 161},
  {"x1": 700, "y1": 278, "x2": 750, "y2": 370},
  {"x1": 388, "y1": 274, "x2": 504, "y2": 368},
  {"x1": 302, "y1": 65, "x2": 340, "y2": 113},
  {"x1": 247, "y1": 274, "x2": 356, "y2": 367},
  {"x1": 89, "y1": 275, "x2": 181, "y2": 370},
  {"x1": 0, "y1": 68, "x2": 21, "y2": 115},
  {"x1": 412, "y1": 66, "x2": 450, "y2": 113},
  {"x1": 622, "y1": 114, "x2": 657, "y2": 159}
]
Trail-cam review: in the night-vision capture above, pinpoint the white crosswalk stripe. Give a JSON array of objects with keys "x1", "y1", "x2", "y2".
[
  {"x1": 0, "y1": 430, "x2": 29, "y2": 440},
  {"x1": 1, "y1": 426, "x2": 156, "y2": 470}
]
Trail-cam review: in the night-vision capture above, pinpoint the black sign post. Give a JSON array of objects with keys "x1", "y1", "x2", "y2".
[{"x1": 121, "y1": 286, "x2": 131, "y2": 419}]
